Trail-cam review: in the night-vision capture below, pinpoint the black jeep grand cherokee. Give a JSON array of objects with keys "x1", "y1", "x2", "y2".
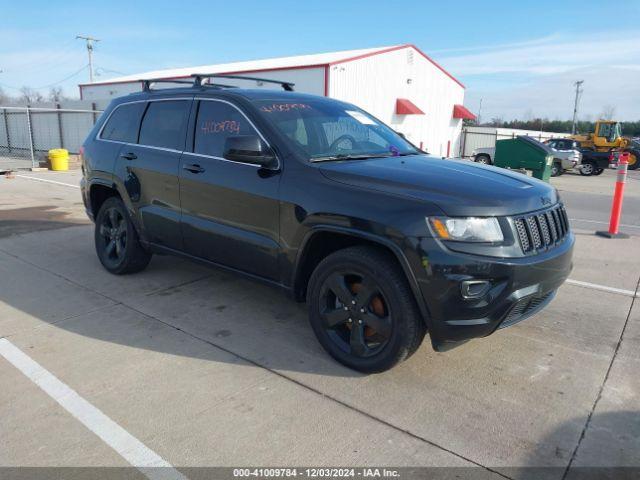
[{"x1": 80, "y1": 76, "x2": 573, "y2": 372}]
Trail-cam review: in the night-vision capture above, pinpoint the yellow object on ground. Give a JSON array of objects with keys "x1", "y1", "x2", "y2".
[{"x1": 48, "y1": 149, "x2": 69, "y2": 171}]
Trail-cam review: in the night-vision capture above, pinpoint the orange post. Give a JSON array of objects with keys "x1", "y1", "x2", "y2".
[{"x1": 596, "y1": 152, "x2": 630, "y2": 238}]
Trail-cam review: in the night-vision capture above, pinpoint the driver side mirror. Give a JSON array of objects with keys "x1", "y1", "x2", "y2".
[{"x1": 223, "y1": 135, "x2": 278, "y2": 169}]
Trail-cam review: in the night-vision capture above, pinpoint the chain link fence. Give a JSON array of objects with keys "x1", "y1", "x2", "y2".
[{"x1": 0, "y1": 105, "x2": 103, "y2": 171}]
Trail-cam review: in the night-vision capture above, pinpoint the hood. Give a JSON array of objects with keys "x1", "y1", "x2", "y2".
[{"x1": 318, "y1": 155, "x2": 558, "y2": 216}]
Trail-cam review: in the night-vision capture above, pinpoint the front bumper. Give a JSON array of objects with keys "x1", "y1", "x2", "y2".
[{"x1": 413, "y1": 233, "x2": 574, "y2": 351}]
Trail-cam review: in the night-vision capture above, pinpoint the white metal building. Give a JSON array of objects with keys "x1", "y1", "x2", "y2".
[{"x1": 79, "y1": 45, "x2": 475, "y2": 156}]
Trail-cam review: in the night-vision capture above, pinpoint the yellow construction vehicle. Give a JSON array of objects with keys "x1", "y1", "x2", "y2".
[{"x1": 570, "y1": 120, "x2": 639, "y2": 170}]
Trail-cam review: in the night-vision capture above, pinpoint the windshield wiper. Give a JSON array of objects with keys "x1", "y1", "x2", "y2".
[{"x1": 311, "y1": 153, "x2": 394, "y2": 162}]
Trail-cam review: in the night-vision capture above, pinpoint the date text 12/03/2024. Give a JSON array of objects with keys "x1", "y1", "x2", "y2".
[{"x1": 232, "y1": 468, "x2": 401, "y2": 478}]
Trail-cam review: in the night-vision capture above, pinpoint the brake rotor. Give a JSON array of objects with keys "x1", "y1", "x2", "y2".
[{"x1": 348, "y1": 281, "x2": 386, "y2": 337}]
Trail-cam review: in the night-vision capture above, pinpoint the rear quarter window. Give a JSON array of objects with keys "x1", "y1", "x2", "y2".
[{"x1": 100, "y1": 102, "x2": 145, "y2": 143}]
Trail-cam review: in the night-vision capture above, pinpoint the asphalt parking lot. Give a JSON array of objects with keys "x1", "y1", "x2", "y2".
[{"x1": 1, "y1": 167, "x2": 639, "y2": 479}]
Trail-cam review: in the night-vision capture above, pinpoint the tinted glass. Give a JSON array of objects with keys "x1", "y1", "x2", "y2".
[
  {"x1": 100, "y1": 102, "x2": 144, "y2": 143},
  {"x1": 139, "y1": 100, "x2": 190, "y2": 150},
  {"x1": 194, "y1": 101, "x2": 259, "y2": 158},
  {"x1": 254, "y1": 99, "x2": 419, "y2": 160}
]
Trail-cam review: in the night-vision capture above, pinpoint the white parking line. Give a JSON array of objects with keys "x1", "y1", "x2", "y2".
[
  {"x1": 0, "y1": 338, "x2": 186, "y2": 480},
  {"x1": 569, "y1": 218, "x2": 640, "y2": 229},
  {"x1": 566, "y1": 279, "x2": 639, "y2": 297},
  {"x1": 13, "y1": 174, "x2": 80, "y2": 189}
]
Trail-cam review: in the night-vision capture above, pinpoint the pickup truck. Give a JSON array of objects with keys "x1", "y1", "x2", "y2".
[{"x1": 472, "y1": 140, "x2": 581, "y2": 177}]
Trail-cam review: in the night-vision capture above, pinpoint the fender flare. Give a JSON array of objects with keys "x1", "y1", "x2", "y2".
[
  {"x1": 87, "y1": 177, "x2": 145, "y2": 240},
  {"x1": 293, "y1": 225, "x2": 432, "y2": 328}
]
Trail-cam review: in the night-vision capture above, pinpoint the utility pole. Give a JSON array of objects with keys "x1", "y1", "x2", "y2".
[
  {"x1": 477, "y1": 98, "x2": 483, "y2": 125},
  {"x1": 76, "y1": 35, "x2": 100, "y2": 83},
  {"x1": 571, "y1": 80, "x2": 584, "y2": 134}
]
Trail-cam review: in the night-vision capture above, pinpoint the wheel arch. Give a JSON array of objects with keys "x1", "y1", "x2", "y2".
[
  {"x1": 88, "y1": 180, "x2": 120, "y2": 218},
  {"x1": 292, "y1": 226, "x2": 431, "y2": 326}
]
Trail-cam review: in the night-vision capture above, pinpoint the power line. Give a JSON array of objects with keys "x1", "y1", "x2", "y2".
[
  {"x1": 0, "y1": 64, "x2": 88, "y2": 91},
  {"x1": 95, "y1": 66, "x2": 127, "y2": 77},
  {"x1": 35, "y1": 64, "x2": 89, "y2": 89}
]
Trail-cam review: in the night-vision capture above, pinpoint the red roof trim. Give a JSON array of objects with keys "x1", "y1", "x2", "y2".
[
  {"x1": 329, "y1": 45, "x2": 409, "y2": 67},
  {"x1": 396, "y1": 98, "x2": 424, "y2": 115},
  {"x1": 330, "y1": 44, "x2": 465, "y2": 89},
  {"x1": 453, "y1": 104, "x2": 476, "y2": 120}
]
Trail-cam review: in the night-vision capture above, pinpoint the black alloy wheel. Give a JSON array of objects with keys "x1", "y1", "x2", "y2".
[
  {"x1": 320, "y1": 271, "x2": 393, "y2": 358},
  {"x1": 98, "y1": 207, "x2": 127, "y2": 268},
  {"x1": 94, "y1": 196, "x2": 151, "y2": 274},
  {"x1": 307, "y1": 246, "x2": 426, "y2": 373}
]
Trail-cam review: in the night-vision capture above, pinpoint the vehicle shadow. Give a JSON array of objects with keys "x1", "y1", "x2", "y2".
[
  {"x1": 502, "y1": 410, "x2": 640, "y2": 480},
  {"x1": 0, "y1": 206, "x2": 89, "y2": 238},
  {"x1": 0, "y1": 226, "x2": 365, "y2": 378}
]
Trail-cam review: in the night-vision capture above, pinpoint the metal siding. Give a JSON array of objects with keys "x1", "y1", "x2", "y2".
[
  {"x1": 329, "y1": 46, "x2": 465, "y2": 156},
  {"x1": 80, "y1": 67, "x2": 325, "y2": 100},
  {"x1": 80, "y1": 82, "x2": 142, "y2": 101}
]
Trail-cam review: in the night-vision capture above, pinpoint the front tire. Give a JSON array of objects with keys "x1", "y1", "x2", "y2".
[
  {"x1": 95, "y1": 196, "x2": 151, "y2": 274},
  {"x1": 475, "y1": 154, "x2": 491, "y2": 165},
  {"x1": 580, "y1": 161, "x2": 595, "y2": 176},
  {"x1": 307, "y1": 246, "x2": 426, "y2": 373},
  {"x1": 551, "y1": 161, "x2": 563, "y2": 177}
]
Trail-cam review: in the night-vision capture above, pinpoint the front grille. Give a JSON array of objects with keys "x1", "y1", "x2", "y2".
[
  {"x1": 500, "y1": 290, "x2": 555, "y2": 329},
  {"x1": 513, "y1": 205, "x2": 569, "y2": 254}
]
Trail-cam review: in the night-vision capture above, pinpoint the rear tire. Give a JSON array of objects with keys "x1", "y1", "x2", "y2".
[
  {"x1": 628, "y1": 151, "x2": 639, "y2": 170},
  {"x1": 95, "y1": 197, "x2": 151, "y2": 274},
  {"x1": 307, "y1": 246, "x2": 426, "y2": 373}
]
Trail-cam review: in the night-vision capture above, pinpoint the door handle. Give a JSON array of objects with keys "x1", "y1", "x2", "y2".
[
  {"x1": 120, "y1": 152, "x2": 137, "y2": 161},
  {"x1": 183, "y1": 164, "x2": 205, "y2": 174}
]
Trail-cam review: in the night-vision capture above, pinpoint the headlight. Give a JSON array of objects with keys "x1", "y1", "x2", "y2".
[{"x1": 428, "y1": 217, "x2": 503, "y2": 242}]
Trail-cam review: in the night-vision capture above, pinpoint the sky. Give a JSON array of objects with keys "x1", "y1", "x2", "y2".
[{"x1": 1, "y1": 0, "x2": 639, "y2": 121}]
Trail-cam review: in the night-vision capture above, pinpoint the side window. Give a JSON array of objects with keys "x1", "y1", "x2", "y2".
[
  {"x1": 100, "y1": 103, "x2": 144, "y2": 143},
  {"x1": 139, "y1": 100, "x2": 190, "y2": 150},
  {"x1": 547, "y1": 140, "x2": 557, "y2": 149},
  {"x1": 194, "y1": 101, "x2": 260, "y2": 158},
  {"x1": 597, "y1": 123, "x2": 613, "y2": 140}
]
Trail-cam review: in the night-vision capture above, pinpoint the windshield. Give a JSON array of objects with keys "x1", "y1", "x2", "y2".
[{"x1": 254, "y1": 99, "x2": 421, "y2": 161}]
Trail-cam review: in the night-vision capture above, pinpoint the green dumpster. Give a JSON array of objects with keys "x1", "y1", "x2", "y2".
[{"x1": 493, "y1": 136, "x2": 554, "y2": 182}]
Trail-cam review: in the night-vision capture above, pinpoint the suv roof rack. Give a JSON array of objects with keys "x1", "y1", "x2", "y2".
[
  {"x1": 140, "y1": 78, "x2": 194, "y2": 92},
  {"x1": 191, "y1": 73, "x2": 295, "y2": 91}
]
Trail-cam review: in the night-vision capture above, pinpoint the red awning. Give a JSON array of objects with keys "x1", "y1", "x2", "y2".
[
  {"x1": 396, "y1": 98, "x2": 424, "y2": 115},
  {"x1": 453, "y1": 104, "x2": 476, "y2": 120}
]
